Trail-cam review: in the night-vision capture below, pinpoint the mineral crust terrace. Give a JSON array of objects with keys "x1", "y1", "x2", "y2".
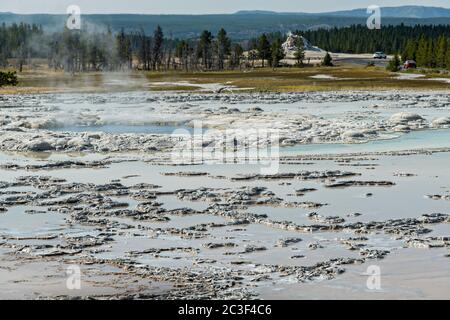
[{"x1": 0, "y1": 91, "x2": 449, "y2": 154}]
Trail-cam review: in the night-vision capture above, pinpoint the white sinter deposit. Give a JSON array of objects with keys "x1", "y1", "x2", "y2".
[{"x1": 0, "y1": 91, "x2": 449, "y2": 154}]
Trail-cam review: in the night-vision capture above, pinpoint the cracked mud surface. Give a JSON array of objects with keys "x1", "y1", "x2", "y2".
[{"x1": 1, "y1": 90, "x2": 450, "y2": 299}]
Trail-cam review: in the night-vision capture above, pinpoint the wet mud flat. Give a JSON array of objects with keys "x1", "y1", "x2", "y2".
[{"x1": 1, "y1": 91, "x2": 450, "y2": 299}]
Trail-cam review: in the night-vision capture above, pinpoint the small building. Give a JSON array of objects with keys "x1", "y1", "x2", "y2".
[{"x1": 403, "y1": 60, "x2": 417, "y2": 69}]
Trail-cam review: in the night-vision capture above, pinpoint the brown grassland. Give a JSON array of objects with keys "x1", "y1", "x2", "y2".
[{"x1": 1, "y1": 63, "x2": 450, "y2": 94}]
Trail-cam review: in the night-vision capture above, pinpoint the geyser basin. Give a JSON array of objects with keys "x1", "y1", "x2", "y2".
[
  {"x1": 283, "y1": 128, "x2": 450, "y2": 155},
  {"x1": 50, "y1": 124, "x2": 196, "y2": 135}
]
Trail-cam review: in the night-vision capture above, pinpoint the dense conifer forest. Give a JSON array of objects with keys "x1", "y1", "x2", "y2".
[{"x1": 1, "y1": 22, "x2": 449, "y2": 72}]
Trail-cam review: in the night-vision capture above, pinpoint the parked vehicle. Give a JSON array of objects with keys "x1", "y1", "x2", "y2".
[
  {"x1": 373, "y1": 52, "x2": 387, "y2": 59},
  {"x1": 403, "y1": 60, "x2": 417, "y2": 69}
]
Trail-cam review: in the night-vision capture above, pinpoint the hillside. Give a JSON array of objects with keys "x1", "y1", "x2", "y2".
[
  {"x1": 235, "y1": 5, "x2": 450, "y2": 18},
  {"x1": 0, "y1": 6, "x2": 449, "y2": 40},
  {"x1": 323, "y1": 5, "x2": 450, "y2": 18}
]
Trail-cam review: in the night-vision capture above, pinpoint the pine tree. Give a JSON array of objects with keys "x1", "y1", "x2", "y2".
[
  {"x1": 386, "y1": 54, "x2": 401, "y2": 72},
  {"x1": 416, "y1": 36, "x2": 428, "y2": 67},
  {"x1": 257, "y1": 33, "x2": 271, "y2": 68},
  {"x1": 271, "y1": 38, "x2": 284, "y2": 69},
  {"x1": 153, "y1": 25, "x2": 164, "y2": 70},
  {"x1": 137, "y1": 29, "x2": 152, "y2": 70},
  {"x1": 446, "y1": 39, "x2": 450, "y2": 69},
  {"x1": 402, "y1": 39, "x2": 417, "y2": 62},
  {"x1": 247, "y1": 38, "x2": 258, "y2": 68},
  {"x1": 426, "y1": 39, "x2": 436, "y2": 68},
  {"x1": 230, "y1": 43, "x2": 243, "y2": 69},
  {"x1": 0, "y1": 50, "x2": 7, "y2": 67},
  {"x1": 436, "y1": 36, "x2": 447, "y2": 68},
  {"x1": 216, "y1": 28, "x2": 231, "y2": 70},
  {"x1": 176, "y1": 40, "x2": 193, "y2": 71},
  {"x1": 198, "y1": 30, "x2": 213, "y2": 69},
  {"x1": 322, "y1": 52, "x2": 333, "y2": 66},
  {"x1": 116, "y1": 28, "x2": 132, "y2": 70},
  {"x1": 294, "y1": 36, "x2": 305, "y2": 67}
]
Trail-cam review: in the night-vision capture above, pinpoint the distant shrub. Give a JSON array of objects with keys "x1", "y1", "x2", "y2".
[
  {"x1": 322, "y1": 52, "x2": 333, "y2": 66},
  {"x1": 386, "y1": 54, "x2": 401, "y2": 72},
  {"x1": 0, "y1": 71, "x2": 18, "y2": 87}
]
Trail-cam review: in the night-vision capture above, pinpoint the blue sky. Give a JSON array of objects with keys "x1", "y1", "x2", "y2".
[{"x1": 2, "y1": 0, "x2": 449, "y2": 14}]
